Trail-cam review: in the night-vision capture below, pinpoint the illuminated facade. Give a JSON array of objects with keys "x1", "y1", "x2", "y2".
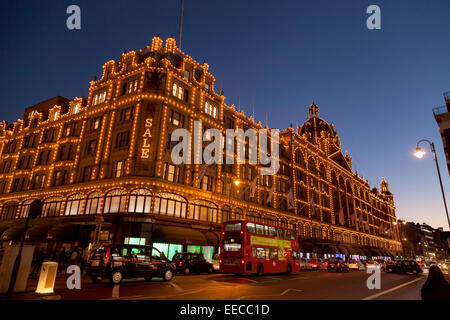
[{"x1": 0, "y1": 36, "x2": 402, "y2": 259}]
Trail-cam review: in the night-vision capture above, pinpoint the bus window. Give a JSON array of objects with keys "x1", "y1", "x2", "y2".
[
  {"x1": 254, "y1": 247, "x2": 267, "y2": 259},
  {"x1": 255, "y1": 224, "x2": 265, "y2": 235},
  {"x1": 268, "y1": 226, "x2": 277, "y2": 237},
  {"x1": 225, "y1": 223, "x2": 241, "y2": 232},
  {"x1": 246, "y1": 223, "x2": 256, "y2": 234},
  {"x1": 293, "y1": 251, "x2": 300, "y2": 260},
  {"x1": 223, "y1": 239, "x2": 242, "y2": 251},
  {"x1": 269, "y1": 248, "x2": 278, "y2": 260},
  {"x1": 276, "y1": 229, "x2": 284, "y2": 238}
]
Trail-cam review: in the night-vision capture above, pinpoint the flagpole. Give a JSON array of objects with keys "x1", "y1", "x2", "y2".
[{"x1": 178, "y1": 0, "x2": 184, "y2": 49}]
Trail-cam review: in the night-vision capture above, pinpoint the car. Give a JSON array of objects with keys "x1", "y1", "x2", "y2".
[
  {"x1": 308, "y1": 258, "x2": 325, "y2": 270},
  {"x1": 327, "y1": 258, "x2": 349, "y2": 273},
  {"x1": 300, "y1": 258, "x2": 313, "y2": 271},
  {"x1": 211, "y1": 253, "x2": 220, "y2": 272},
  {"x1": 172, "y1": 252, "x2": 214, "y2": 275},
  {"x1": 437, "y1": 262, "x2": 448, "y2": 271},
  {"x1": 365, "y1": 260, "x2": 379, "y2": 270},
  {"x1": 347, "y1": 260, "x2": 361, "y2": 270},
  {"x1": 86, "y1": 244, "x2": 175, "y2": 284},
  {"x1": 385, "y1": 260, "x2": 423, "y2": 274}
]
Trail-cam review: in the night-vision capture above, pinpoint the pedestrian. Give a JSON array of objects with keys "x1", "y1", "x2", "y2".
[
  {"x1": 80, "y1": 246, "x2": 90, "y2": 274},
  {"x1": 69, "y1": 246, "x2": 80, "y2": 266},
  {"x1": 58, "y1": 247, "x2": 67, "y2": 273},
  {"x1": 31, "y1": 248, "x2": 45, "y2": 277},
  {"x1": 421, "y1": 265, "x2": 450, "y2": 300}
]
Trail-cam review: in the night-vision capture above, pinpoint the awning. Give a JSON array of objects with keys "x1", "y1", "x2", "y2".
[
  {"x1": 203, "y1": 231, "x2": 220, "y2": 246},
  {"x1": 354, "y1": 247, "x2": 366, "y2": 256},
  {"x1": 321, "y1": 244, "x2": 339, "y2": 254},
  {"x1": 361, "y1": 248, "x2": 372, "y2": 257},
  {"x1": 1, "y1": 227, "x2": 25, "y2": 241},
  {"x1": 152, "y1": 226, "x2": 207, "y2": 246},
  {"x1": 26, "y1": 224, "x2": 53, "y2": 241},
  {"x1": 46, "y1": 224, "x2": 77, "y2": 241}
]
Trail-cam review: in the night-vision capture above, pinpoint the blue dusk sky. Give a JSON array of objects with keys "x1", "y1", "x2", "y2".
[{"x1": 1, "y1": 0, "x2": 449, "y2": 230}]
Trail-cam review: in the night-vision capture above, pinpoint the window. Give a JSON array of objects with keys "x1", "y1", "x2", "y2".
[
  {"x1": 190, "y1": 200, "x2": 218, "y2": 222},
  {"x1": 85, "y1": 191, "x2": 102, "y2": 215},
  {"x1": 81, "y1": 166, "x2": 91, "y2": 182},
  {"x1": 119, "y1": 106, "x2": 134, "y2": 122},
  {"x1": 93, "y1": 91, "x2": 107, "y2": 105},
  {"x1": 1, "y1": 202, "x2": 19, "y2": 220},
  {"x1": 169, "y1": 110, "x2": 184, "y2": 127},
  {"x1": 115, "y1": 131, "x2": 130, "y2": 149},
  {"x1": 42, "y1": 197, "x2": 64, "y2": 217},
  {"x1": 53, "y1": 170, "x2": 68, "y2": 186},
  {"x1": 90, "y1": 116, "x2": 102, "y2": 131},
  {"x1": 128, "y1": 188, "x2": 152, "y2": 213},
  {"x1": 87, "y1": 139, "x2": 97, "y2": 156},
  {"x1": 124, "y1": 79, "x2": 139, "y2": 94},
  {"x1": 201, "y1": 175, "x2": 213, "y2": 191},
  {"x1": 172, "y1": 83, "x2": 183, "y2": 99},
  {"x1": 103, "y1": 189, "x2": 127, "y2": 213},
  {"x1": 204, "y1": 101, "x2": 217, "y2": 118},
  {"x1": 163, "y1": 163, "x2": 177, "y2": 182},
  {"x1": 183, "y1": 70, "x2": 190, "y2": 81},
  {"x1": 153, "y1": 192, "x2": 187, "y2": 218},
  {"x1": 73, "y1": 103, "x2": 80, "y2": 114},
  {"x1": 113, "y1": 160, "x2": 125, "y2": 178},
  {"x1": 65, "y1": 194, "x2": 84, "y2": 216}
]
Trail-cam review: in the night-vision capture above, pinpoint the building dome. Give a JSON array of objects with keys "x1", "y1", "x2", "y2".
[{"x1": 298, "y1": 103, "x2": 339, "y2": 144}]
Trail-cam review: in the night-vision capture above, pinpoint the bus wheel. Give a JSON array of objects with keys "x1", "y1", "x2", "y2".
[
  {"x1": 257, "y1": 263, "x2": 264, "y2": 276},
  {"x1": 286, "y1": 264, "x2": 292, "y2": 275}
]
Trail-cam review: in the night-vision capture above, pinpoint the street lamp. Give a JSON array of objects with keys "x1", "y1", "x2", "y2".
[{"x1": 414, "y1": 139, "x2": 450, "y2": 229}]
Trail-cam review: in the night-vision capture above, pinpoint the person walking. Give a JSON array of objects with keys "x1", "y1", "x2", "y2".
[
  {"x1": 80, "y1": 246, "x2": 90, "y2": 274},
  {"x1": 421, "y1": 265, "x2": 450, "y2": 300}
]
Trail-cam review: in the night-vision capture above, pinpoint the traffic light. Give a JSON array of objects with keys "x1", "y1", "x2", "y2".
[{"x1": 28, "y1": 199, "x2": 43, "y2": 219}]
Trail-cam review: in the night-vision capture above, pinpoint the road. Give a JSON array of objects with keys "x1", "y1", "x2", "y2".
[{"x1": 14, "y1": 268, "x2": 433, "y2": 300}]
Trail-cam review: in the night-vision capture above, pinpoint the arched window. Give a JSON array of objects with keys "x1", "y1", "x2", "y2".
[
  {"x1": 295, "y1": 149, "x2": 305, "y2": 167},
  {"x1": 103, "y1": 189, "x2": 127, "y2": 214},
  {"x1": 221, "y1": 205, "x2": 232, "y2": 222},
  {"x1": 65, "y1": 193, "x2": 84, "y2": 216},
  {"x1": 234, "y1": 207, "x2": 244, "y2": 220},
  {"x1": 153, "y1": 192, "x2": 187, "y2": 218},
  {"x1": 20, "y1": 199, "x2": 34, "y2": 218},
  {"x1": 319, "y1": 163, "x2": 326, "y2": 179},
  {"x1": 190, "y1": 200, "x2": 218, "y2": 222},
  {"x1": 280, "y1": 218, "x2": 288, "y2": 228},
  {"x1": 264, "y1": 214, "x2": 278, "y2": 225},
  {"x1": 346, "y1": 181, "x2": 352, "y2": 194},
  {"x1": 128, "y1": 188, "x2": 152, "y2": 213},
  {"x1": 86, "y1": 191, "x2": 102, "y2": 215},
  {"x1": 43, "y1": 197, "x2": 64, "y2": 217},
  {"x1": 339, "y1": 176, "x2": 345, "y2": 190},
  {"x1": 331, "y1": 171, "x2": 338, "y2": 188},
  {"x1": 308, "y1": 157, "x2": 317, "y2": 176},
  {"x1": 1, "y1": 201, "x2": 19, "y2": 220},
  {"x1": 246, "y1": 211, "x2": 261, "y2": 223},
  {"x1": 304, "y1": 224, "x2": 311, "y2": 237},
  {"x1": 312, "y1": 226, "x2": 322, "y2": 239}
]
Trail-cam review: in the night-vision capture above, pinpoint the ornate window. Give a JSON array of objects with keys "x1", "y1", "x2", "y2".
[
  {"x1": 103, "y1": 189, "x2": 127, "y2": 213},
  {"x1": 246, "y1": 211, "x2": 262, "y2": 223},
  {"x1": 20, "y1": 199, "x2": 33, "y2": 218},
  {"x1": 153, "y1": 192, "x2": 187, "y2": 218},
  {"x1": 86, "y1": 191, "x2": 102, "y2": 215},
  {"x1": 264, "y1": 214, "x2": 278, "y2": 225},
  {"x1": 42, "y1": 197, "x2": 64, "y2": 217},
  {"x1": 221, "y1": 205, "x2": 232, "y2": 222},
  {"x1": 234, "y1": 208, "x2": 244, "y2": 220},
  {"x1": 1, "y1": 201, "x2": 19, "y2": 220},
  {"x1": 189, "y1": 200, "x2": 218, "y2": 223},
  {"x1": 295, "y1": 149, "x2": 305, "y2": 167},
  {"x1": 65, "y1": 193, "x2": 84, "y2": 216},
  {"x1": 128, "y1": 188, "x2": 152, "y2": 213}
]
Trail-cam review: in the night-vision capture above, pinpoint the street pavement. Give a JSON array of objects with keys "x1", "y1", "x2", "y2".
[{"x1": 2, "y1": 268, "x2": 436, "y2": 300}]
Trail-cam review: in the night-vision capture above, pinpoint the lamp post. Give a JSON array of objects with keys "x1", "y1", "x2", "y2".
[{"x1": 414, "y1": 139, "x2": 450, "y2": 229}]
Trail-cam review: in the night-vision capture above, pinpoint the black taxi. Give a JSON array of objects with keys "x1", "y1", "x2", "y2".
[{"x1": 86, "y1": 244, "x2": 176, "y2": 284}]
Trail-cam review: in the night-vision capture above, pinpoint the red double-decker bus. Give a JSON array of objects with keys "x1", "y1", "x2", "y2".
[{"x1": 219, "y1": 219, "x2": 301, "y2": 275}]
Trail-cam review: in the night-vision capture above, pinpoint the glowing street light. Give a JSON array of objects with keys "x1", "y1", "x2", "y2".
[
  {"x1": 414, "y1": 139, "x2": 450, "y2": 229},
  {"x1": 414, "y1": 147, "x2": 425, "y2": 159},
  {"x1": 233, "y1": 179, "x2": 240, "y2": 187}
]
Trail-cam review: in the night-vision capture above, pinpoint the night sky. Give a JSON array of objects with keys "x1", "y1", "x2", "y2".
[{"x1": 1, "y1": 0, "x2": 449, "y2": 230}]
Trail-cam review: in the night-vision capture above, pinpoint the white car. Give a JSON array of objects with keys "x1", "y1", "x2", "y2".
[
  {"x1": 347, "y1": 260, "x2": 361, "y2": 270},
  {"x1": 301, "y1": 258, "x2": 313, "y2": 271}
]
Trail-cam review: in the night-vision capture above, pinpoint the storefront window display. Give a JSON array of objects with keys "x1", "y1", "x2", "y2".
[
  {"x1": 187, "y1": 245, "x2": 214, "y2": 262},
  {"x1": 153, "y1": 242, "x2": 183, "y2": 260}
]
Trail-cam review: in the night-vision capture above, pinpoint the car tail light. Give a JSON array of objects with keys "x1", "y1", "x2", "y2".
[
  {"x1": 337, "y1": 262, "x2": 340, "y2": 267},
  {"x1": 219, "y1": 259, "x2": 223, "y2": 264},
  {"x1": 178, "y1": 261, "x2": 183, "y2": 267}
]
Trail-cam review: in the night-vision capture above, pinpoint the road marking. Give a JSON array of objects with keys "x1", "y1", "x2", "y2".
[
  {"x1": 362, "y1": 277, "x2": 424, "y2": 300},
  {"x1": 268, "y1": 277, "x2": 282, "y2": 280},
  {"x1": 238, "y1": 288, "x2": 303, "y2": 300},
  {"x1": 169, "y1": 282, "x2": 184, "y2": 292},
  {"x1": 112, "y1": 285, "x2": 120, "y2": 299},
  {"x1": 238, "y1": 277, "x2": 257, "y2": 283}
]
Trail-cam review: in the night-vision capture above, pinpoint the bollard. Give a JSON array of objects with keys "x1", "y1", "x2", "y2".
[{"x1": 35, "y1": 261, "x2": 58, "y2": 295}]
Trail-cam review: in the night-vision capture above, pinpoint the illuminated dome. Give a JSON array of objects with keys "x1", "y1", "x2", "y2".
[{"x1": 298, "y1": 103, "x2": 339, "y2": 145}]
